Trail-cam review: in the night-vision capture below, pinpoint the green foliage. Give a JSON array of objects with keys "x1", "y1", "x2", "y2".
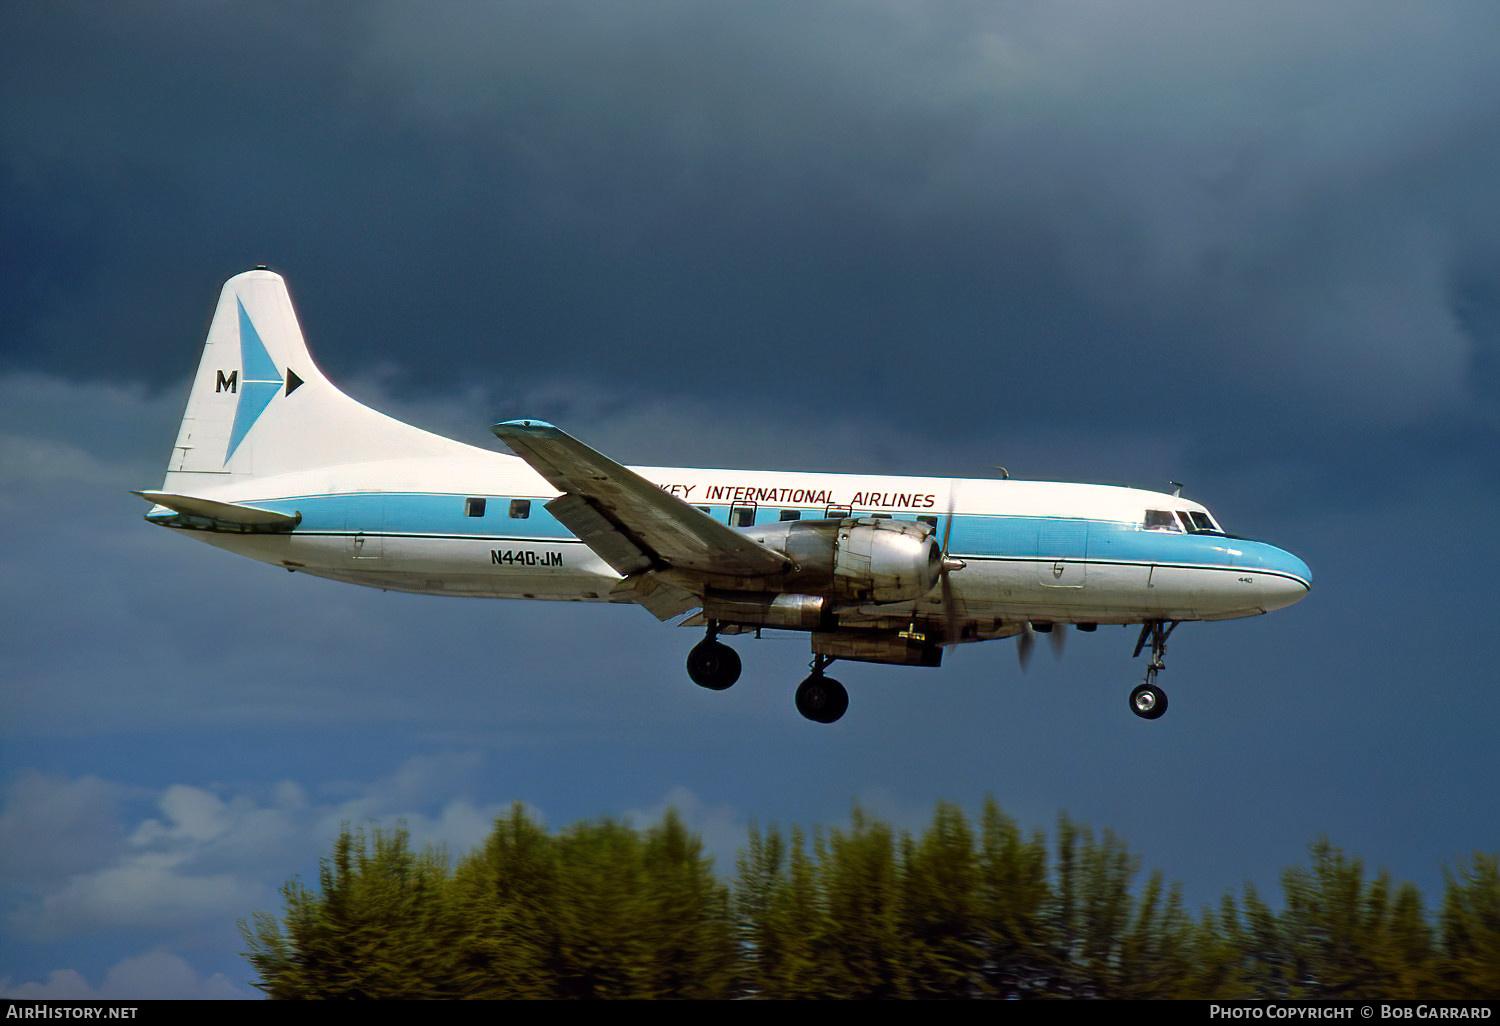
[
  {"x1": 240, "y1": 800, "x2": 1496, "y2": 1000},
  {"x1": 1439, "y1": 851, "x2": 1500, "y2": 997},
  {"x1": 899, "y1": 802, "x2": 981, "y2": 998},
  {"x1": 240, "y1": 823, "x2": 453, "y2": 998},
  {"x1": 974, "y1": 797, "x2": 1052, "y2": 996},
  {"x1": 242, "y1": 804, "x2": 733, "y2": 999}
]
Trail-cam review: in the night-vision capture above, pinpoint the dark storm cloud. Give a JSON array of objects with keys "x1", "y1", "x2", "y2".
[{"x1": 4, "y1": 0, "x2": 1499, "y2": 476}]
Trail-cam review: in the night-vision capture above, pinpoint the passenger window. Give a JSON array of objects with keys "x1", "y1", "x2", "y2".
[
  {"x1": 733, "y1": 507, "x2": 756, "y2": 527},
  {"x1": 509, "y1": 499, "x2": 531, "y2": 519},
  {"x1": 917, "y1": 516, "x2": 939, "y2": 527},
  {"x1": 1144, "y1": 510, "x2": 1180, "y2": 531},
  {"x1": 779, "y1": 509, "x2": 801, "y2": 522},
  {"x1": 465, "y1": 497, "x2": 487, "y2": 517},
  {"x1": 695, "y1": 506, "x2": 711, "y2": 515}
]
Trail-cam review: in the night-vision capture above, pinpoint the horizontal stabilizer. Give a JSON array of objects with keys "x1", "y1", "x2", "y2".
[{"x1": 134, "y1": 490, "x2": 301, "y2": 533}]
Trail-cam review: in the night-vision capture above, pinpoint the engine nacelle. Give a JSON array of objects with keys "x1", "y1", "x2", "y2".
[{"x1": 745, "y1": 516, "x2": 943, "y2": 606}]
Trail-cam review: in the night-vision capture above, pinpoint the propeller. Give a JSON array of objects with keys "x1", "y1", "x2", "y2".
[
  {"x1": 938, "y1": 484, "x2": 965, "y2": 647},
  {"x1": 1017, "y1": 621, "x2": 1067, "y2": 670}
]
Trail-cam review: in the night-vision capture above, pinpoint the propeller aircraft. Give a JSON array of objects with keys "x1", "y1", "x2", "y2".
[{"x1": 138, "y1": 270, "x2": 1312, "y2": 723}]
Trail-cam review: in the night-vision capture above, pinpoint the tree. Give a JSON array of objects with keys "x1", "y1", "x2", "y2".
[
  {"x1": 1439, "y1": 852, "x2": 1500, "y2": 997},
  {"x1": 899, "y1": 802, "x2": 982, "y2": 998},
  {"x1": 1277, "y1": 838, "x2": 1435, "y2": 998},
  {"x1": 815, "y1": 807, "x2": 906, "y2": 998},
  {"x1": 638, "y1": 809, "x2": 736, "y2": 998},
  {"x1": 240, "y1": 823, "x2": 453, "y2": 999},
  {"x1": 447, "y1": 802, "x2": 561, "y2": 998},
  {"x1": 240, "y1": 800, "x2": 1496, "y2": 1000},
  {"x1": 974, "y1": 798, "x2": 1053, "y2": 997}
]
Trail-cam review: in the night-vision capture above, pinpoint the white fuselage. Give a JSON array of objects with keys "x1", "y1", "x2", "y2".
[{"x1": 161, "y1": 447, "x2": 1312, "y2": 635}]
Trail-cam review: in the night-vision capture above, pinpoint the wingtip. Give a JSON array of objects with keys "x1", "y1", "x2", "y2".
[{"x1": 491, "y1": 418, "x2": 559, "y2": 436}]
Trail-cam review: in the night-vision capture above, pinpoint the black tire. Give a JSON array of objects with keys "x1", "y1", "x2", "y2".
[
  {"x1": 1129, "y1": 682, "x2": 1168, "y2": 720},
  {"x1": 795, "y1": 675, "x2": 849, "y2": 724},
  {"x1": 687, "y1": 640, "x2": 741, "y2": 690}
]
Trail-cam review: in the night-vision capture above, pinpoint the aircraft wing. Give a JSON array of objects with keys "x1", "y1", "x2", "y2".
[{"x1": 491, "y1": 420, "x2": 792, "y2": 582}]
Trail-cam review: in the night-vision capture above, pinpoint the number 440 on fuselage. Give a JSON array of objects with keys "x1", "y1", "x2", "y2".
[{"x1": 137, "y1": 269, "x2": 1311, "y2": 724}]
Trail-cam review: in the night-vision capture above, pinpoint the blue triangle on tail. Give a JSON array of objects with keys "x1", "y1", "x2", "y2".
[{"x1": 225, "y1": 300, "x2": 283, "y2": 463}]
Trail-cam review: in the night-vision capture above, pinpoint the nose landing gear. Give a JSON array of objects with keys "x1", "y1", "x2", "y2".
[
  {"x1": 1129, "y1": 681, "x2": 1167, "y2": 719},
  {"x1": 1130, "y1": 620, "x2": 1178, "y2": 720}
]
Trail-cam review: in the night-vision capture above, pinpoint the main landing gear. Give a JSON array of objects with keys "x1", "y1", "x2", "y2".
[
  {"x1": 685, "y1": 627, "x2": 849, "y2": 723},
  {"x1": 686, "y1": 622, "x2": 741, "y2": 691},
  {"x1": 795, "y1": 655, "x2": 848, "y2": 725},
  {"x1": 1129, "y1": 620, "x2": 1178, "y2": 720}
]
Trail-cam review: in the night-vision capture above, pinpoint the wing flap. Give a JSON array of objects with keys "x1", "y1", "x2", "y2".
[
  {"x1": 547, "y1": 493, "x2": 654, "y2": 576},
  {"x1": 608, "y1": 572, "x2": 701, "y2": 621},
  {"x1": 492, "y1": 419, "x2": 789, "y2": 578}
]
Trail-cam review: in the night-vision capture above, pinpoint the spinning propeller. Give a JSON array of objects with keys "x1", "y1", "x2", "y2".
[
  {"x1": 1017, "y1": 621, "x2": 1067, "y2": 671},
  {"x1": 937, "y1": 485, "x2": 966, "y2": 647},
  {"x1": 1017, "y1": 623, "x2": 1035, "y2": 671}
]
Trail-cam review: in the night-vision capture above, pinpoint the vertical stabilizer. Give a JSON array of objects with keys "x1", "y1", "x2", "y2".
[{"x1": 161, "y1": 269, "x2": 471, "y2": 491}]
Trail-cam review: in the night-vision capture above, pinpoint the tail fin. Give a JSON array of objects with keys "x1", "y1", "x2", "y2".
[{"x1": 162, "y1": 269, "x2": 467, "y2": 491}]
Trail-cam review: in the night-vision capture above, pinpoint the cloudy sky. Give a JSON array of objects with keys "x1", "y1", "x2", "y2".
[{"x1": 3, "y1": 0, "x2": 1498, "y2": 999}]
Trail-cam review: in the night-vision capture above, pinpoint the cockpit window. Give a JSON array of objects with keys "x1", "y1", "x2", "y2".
[
  {"x1": 1144, "y1": 510, "x2": 1181, "y2": 532},
  {"x1": 1184, "y1": 510, "x2": 1221, "y2": 534},
  {"x1": 1146, "y1": 508, "x2": 1225, "y2": 534}
]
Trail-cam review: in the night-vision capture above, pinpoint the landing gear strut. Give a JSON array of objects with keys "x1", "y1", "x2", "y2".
[
  {"x1": 1129, "y1": 620, "x2": 1178, "y2": 720},
  {"x1": 796, "y1": 655, "x2": 848, "y2": 724},
  {"x1": 686, "y1": 621, "x2": 741, "y2": 691}
]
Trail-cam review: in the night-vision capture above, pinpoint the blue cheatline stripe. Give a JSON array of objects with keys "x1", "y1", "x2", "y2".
[
  {"x1": 225, "y1": 301, "x2": 284, "y2": 463},
  {"x1": 248, "y1": 492, "x2": 579, "y2": 542},
  {"x1": 234, "y1": 491, "x2": 1309, "y2": 583},
  {"x1": 958, "y1": 554, "x2": 1311, "y2": 588}
]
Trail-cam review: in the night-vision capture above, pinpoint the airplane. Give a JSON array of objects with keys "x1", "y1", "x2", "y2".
[{"x1": 137, "y1": 268, "x2": 1311, "y2": 724}]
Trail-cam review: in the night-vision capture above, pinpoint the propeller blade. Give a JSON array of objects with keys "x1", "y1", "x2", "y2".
[
  {"x1": 1051, "y1": 622, "x2": 1067, "y2": 659},
  {"x1": 1017, "y1": 624, "x2": 1035, "y2": 672},
  {"x1": 941, "y1": 571, "x2": 959, "y2": 647},
  {"x1": 940, "y1": 482, "x2": 961, "y2": 647}
]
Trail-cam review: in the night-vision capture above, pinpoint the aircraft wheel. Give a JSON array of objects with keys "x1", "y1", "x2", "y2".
[
  {"x1": 795, "y1": 675, "x2": 848, "y2": 724},
  {"x1": 1129, "y1": 682, "x2": 1168, "y2": 720},
  {"x1": 687, "y1": 640, "x2": 741, "y2": 690}
]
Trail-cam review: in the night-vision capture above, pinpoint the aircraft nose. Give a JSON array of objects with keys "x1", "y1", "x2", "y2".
[{"x1": 1259, "y1": 544, "x2": 1312, "y2": 611}]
